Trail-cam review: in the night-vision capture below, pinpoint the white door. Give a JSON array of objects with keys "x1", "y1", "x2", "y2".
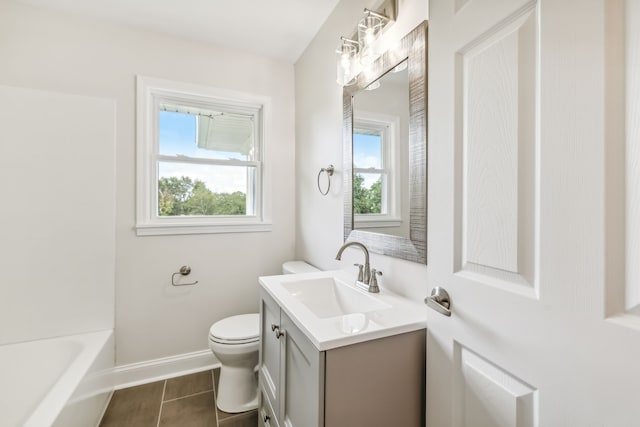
[{"x1": 427, "y1": 0, "x2": 640, "y2": 425}]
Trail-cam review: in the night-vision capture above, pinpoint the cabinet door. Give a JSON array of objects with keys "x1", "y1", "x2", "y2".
[
  {"x1": 259, "y1": 388, "x2": 279, "y2": 427},
  {"x1": 259, "y1": 291, "x2": 281, "y2": 411},
  {"x1": 280, "y1": 312, "x2": 324, "y2": 427}
]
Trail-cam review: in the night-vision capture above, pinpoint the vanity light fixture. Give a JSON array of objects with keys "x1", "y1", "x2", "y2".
[
  {"x1": 336, "y1": 37, "x2": 360, "y2": 86},
  {"x1": 358, "y1": 9, "x2": 389, "y2": 66},
  {"x1": 335, "y1": 0, "x2": 397, "y2": 87}
]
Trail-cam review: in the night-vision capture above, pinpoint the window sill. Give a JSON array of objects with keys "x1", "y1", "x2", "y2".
[
  {"x1": 135, "y1": 220, "x2": 272, "y2": 236},
  {"x1": 354, "y1": 217, "x2": 402, "y2": 229}
]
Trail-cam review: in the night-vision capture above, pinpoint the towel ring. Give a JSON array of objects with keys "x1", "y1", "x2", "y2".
[{"x1": 317, "y1": 165, "x2": 335, "y2": 196}]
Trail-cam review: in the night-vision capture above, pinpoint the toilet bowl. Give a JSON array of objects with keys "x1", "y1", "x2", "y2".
[
  {"x1": 208, "y1": 313, "x2": 260, "y2": 413},
  {"x1": 208, "y1": 261, "x2": 319, "y2": 413}
]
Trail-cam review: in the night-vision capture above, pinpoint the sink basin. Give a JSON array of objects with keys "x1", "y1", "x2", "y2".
[
  {"x1": 281, "y1": 277, "x2": 390, "y2": 319},
  {"x1": 260, "y1": 270, "x2": 428, "y2": 350}
]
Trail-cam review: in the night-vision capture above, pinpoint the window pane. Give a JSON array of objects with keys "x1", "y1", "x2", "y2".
[
  {"x1": 353, "y1": 130, "x2": 382, "y2": 169},
  {"x1": 158, "y1": 162, "x2": 255, "y2": 216},
  {"x1": 159, "y1": 106, "x2": 255, "y2": 161},
  {"x1": 353, "y1": 173, "x2": 384, "y2": 214}
]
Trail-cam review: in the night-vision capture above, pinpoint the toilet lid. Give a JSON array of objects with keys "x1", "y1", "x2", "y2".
[{"x1": 209, "y1": 313, "x2": 259, "y2": 343}]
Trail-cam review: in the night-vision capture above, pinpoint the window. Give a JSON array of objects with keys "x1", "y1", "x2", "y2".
[
  {"x1": 353, "y1": 113, "x2": 401, "y2": 228},
  {"x1": 136, "y1": 76, "x2": 271, "y2": 236}
]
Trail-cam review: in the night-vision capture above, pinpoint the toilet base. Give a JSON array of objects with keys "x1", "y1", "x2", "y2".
[{"x1": 216, "y1": 365, "x2": 259, "y2": 413}]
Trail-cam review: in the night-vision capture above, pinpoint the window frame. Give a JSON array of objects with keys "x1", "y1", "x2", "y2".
[
  {"x1": 353, "y1": 112, "x2": 402, "y2": 229},
  {"x1": 136, "y1": 76, "x2": 272, "y2": 236}
]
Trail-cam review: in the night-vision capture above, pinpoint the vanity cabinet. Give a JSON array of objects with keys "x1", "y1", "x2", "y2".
[
  {"x1": 260, "y1": 290, "x2": 324, "y2": 427},
  {"x1": 259, "y1": 289, "x2": 426, "y2": 427}
]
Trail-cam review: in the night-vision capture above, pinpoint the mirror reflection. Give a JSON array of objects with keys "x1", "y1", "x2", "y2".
[
  {"x1": 343, "y1": 21, "x2": 427, "y2": 264},
  {"x1": 352, "y1": 61, "x2": 409, "y2": 239}
]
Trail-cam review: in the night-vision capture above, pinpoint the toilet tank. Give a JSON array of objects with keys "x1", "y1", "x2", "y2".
[{"x1": 282, "y1": 261, "x2": 319, "y2": 274}]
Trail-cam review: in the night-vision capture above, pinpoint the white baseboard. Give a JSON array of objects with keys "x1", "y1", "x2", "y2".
[
  {"x1": 94, "y1": 391, "x2": 113, "y2": 427},
  {"x1": 113, "y1": 350, "x2": 220, "y2": 390}
]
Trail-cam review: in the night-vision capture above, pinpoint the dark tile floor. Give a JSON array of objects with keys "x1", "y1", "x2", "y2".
[{"x1": 99, "y1": 369, "x2": 258, "y2": 427}]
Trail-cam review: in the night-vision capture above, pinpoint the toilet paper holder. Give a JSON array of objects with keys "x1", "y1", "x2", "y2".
[{"x1": 172, "y1": 265, "x2": 199, "y2": 286}]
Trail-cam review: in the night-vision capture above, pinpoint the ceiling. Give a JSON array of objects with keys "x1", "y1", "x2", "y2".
[{"x1": 13, "y1": 0, "x2": 341, "y2": 63}]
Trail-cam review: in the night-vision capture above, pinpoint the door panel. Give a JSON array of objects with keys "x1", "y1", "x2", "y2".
[
  {"x1": 623, "y1": 0, "x2": 640, "y2": 318},
  {"x1": 454, "y1": 345, "x2": 537, "y2": 427},
  {"x1": 428, "y1": 0, "x2": 640, "y2": 425},
  {"x1": 456, "y1": 3, "x2": 537, "y2": 292}
]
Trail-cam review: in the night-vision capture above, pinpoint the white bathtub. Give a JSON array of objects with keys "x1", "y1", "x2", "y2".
[{"x1": 0, "y1": 330, "x2": 114, "y2": 427}]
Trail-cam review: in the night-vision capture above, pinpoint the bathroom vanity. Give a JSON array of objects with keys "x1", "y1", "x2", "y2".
[{"x1": 258, "y1": 270, "x2": 427, "y2": 427}]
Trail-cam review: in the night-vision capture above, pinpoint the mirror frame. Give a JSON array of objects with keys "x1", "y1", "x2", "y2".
[{"x1": 343, "y1": 21, "x2": 427, "y2": 264}]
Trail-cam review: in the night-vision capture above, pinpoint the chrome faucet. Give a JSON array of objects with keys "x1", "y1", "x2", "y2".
[{"x1": 335, "y1": 241, "x2": 379, "y2": 293}]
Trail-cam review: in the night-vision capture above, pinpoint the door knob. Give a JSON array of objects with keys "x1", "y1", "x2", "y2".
[{"x1": 425, "y1": 286, "x2": 451, "y2": 317}]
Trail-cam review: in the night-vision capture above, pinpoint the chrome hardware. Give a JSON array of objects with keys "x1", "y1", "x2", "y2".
[
  {"x1": 271, "y1": 324, "x2": 284, "y2": 339},
  {"x1": 263, "y1": 414, "x2": 271, "y2": 424},
  {"x1": 368, "y1": 269, "x2": 382, "y2": 293},
  {"x1": 171, "y1": 265, "x2": 199, "y2": 286},
  {"x1": 336, "y1": 241, "x2": 371, "y2": 287},
  {"x1": 336, "y1": 242, "x2": 382, "y2": 293},
  {"x1": 354, "y1": 263, "x2": 364, "y2": 282},
  {"x1": 424, "y1": 287, "x2": 451, "y2": 317},
  {"x1": 317, "y1": 164, "x2": 335, "y2": 195}
]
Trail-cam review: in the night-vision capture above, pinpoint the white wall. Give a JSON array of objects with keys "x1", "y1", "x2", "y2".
[
  {"x1": 0, "y1": 85, "x2": 115, "y2": 346},
  {"x1": 0, "y1": 1, "x2": 296, "y2": 365},
  {"x1": 295, "y1": 0, "x2": 429, "y2": 301}
]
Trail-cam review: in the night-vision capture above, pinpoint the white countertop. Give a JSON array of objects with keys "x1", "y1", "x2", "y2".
[{"x1": 259, "y1": 269, "x2": 427, "y2": 351}]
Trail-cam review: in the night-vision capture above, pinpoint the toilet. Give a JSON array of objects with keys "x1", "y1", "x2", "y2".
[{"x1": 208, "y1": 260, "x2": 319, "y2": 413}]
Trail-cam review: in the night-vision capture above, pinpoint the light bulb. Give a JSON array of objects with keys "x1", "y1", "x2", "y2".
[
  {"x1": 341, "y1": 53, "x2": 350, "y2": 70},
  {"x1": 358, "y1": 14, "x2": 384, "y2": 67},
  {"x1": 336, "y1": 38, "x2": 360, "y2": 86},
  {"x1": 365, "y1": 28, "x2": 375, "y2": 45}
]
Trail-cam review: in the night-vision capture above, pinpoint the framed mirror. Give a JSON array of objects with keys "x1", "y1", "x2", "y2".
[{"x1": 343, "y1": 21, "x2": 427, "y2": 263}]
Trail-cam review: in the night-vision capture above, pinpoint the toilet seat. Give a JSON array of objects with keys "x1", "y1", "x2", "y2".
[{"x1": 209, "y1": 313, "x2": 259, "y2": 345}]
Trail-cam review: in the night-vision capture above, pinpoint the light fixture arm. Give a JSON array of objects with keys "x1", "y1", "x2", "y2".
[
  {"x1": 340, "y1": 36, "x2": 359, "y2": 48},
  {"x1": 363, "y1": 8, "x2": 389, "y2": 22}
]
